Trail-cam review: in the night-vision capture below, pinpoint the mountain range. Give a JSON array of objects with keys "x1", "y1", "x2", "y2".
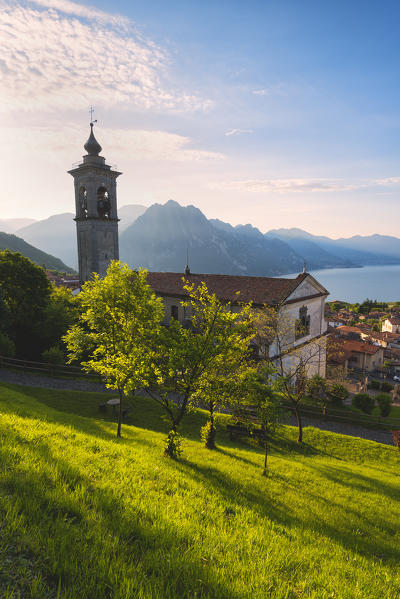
[{"x1": 2, "y1": 201, "x2": 400, "y2": 276}]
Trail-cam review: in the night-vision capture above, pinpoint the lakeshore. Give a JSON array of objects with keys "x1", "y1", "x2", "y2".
[{"x1": 282, "y1": 264, "x2": 400, "y2": 303}]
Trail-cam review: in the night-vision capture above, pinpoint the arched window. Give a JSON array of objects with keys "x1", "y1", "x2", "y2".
[
  {"x1": 295, "y1": 305, "x2": 310, "y2": 340},
  {"x1": 79, "y1": 186, "x2": 87, "y2": 218},
  {"x1": 97, "y1": 186, "x2": 111, "y2": 218}
]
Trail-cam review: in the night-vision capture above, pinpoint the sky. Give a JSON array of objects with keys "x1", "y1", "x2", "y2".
[{"x1": 1, "y1": 0, "x2": 400, "y2": 237}]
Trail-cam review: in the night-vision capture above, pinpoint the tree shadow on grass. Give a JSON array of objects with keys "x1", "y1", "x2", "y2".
[
  {"x1": 0, "y1": 382, "x2": 131, "y2": 441},
  {"x1": 174, "y1": 454, "x2": 400, "y2": 564},
  {"x1": 0, "y1": 437, "x2": 245, "y2": 599}
]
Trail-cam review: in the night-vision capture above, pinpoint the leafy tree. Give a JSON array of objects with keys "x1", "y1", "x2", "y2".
[
  {"x1": 64, "y1": 261, "x2": 164, "y2": 437},
  {"x1": 326, "y1": 382, "x2": 349, "y2": 406},
  {"x1": 375, "y1": 393, "x2": 392, "y2": 417},
  {"x1": 352, "y1": 393, "x2": 375, "y2": 414},
  {"x1": 239, "y1": 364, "x2": 282, "y2": 475},
  {"x1": 0, "y1": 251, "x2": 51, "y2": 359},
  {"x1": 253, "y1": 305, "x2": 326, "y2": 443},
  {"x1": 145, "y1": 281, "x2": 255, "y2": 457},
  {"x1": 40, "y1": 286, "x2": 79, "y2": 353}
]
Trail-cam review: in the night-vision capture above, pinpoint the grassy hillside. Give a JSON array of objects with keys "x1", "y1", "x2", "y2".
[
  {"x1": 0, "y1": 382, "x2": 399, "y2": 599},
  {"x1": 0, "y1": 232, "x2": 75, "y2": 273}
]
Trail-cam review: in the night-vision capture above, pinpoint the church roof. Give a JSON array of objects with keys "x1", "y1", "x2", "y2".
[
  {"x1": 146, "y1": 271, "x2": 325, "y2": 306},
  {"x1": 84, "y1": 123, "x2": 102, "y2": 156}
]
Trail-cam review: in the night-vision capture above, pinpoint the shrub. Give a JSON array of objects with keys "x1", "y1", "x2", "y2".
[
  {"x1": 381, "y1": 382, "x2": 393, "y2": 392},
  {"x1": 306, "y1": 375, "x2": 327, "y2": 404},
  {"x1": 0, "y1": 332, "x2": 16, "y2": 358},
  {"x1": 352, "y1": 393, "x2": 375, "y2": 414},
  {"x1": 327, "y1": 383, "x2": 349, "y2": 405},
  {"x1": 201, "y1": 421, "x2": 216, "y2": 449},
  {"x1": 369, "y1": 380, "x2": 380, "y2": 390},
  {"x1": 163, "y1": 430, "x2": 182, "y2": 459},
  {"x1": 375, "y1": 393, "x2": 392, "y2": 417},
  {"x1": 42, "y1": 345, "x2": 65, "y2": 365}
]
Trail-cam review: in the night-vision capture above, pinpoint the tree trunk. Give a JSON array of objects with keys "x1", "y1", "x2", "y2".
[
  {"x1": 205, "y1": 403, "x2": 216, "y2": 449},
  {"x1": 293, "y1": 403, "x2": 303, "y2": 443},
  {"x1": 262, "y1": 437, "x2": 268, "y2": 476},
  {"x1": 117, "y1": 388, "x2": 123, "y2": 438}
]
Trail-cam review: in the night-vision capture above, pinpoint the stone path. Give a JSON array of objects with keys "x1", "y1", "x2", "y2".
[
  {"x1": 0, "y1": 368, "x2": 395, "y2": 446},
  {"x1": 0, "y1": 368, "x2": 112, "y2": 393}
]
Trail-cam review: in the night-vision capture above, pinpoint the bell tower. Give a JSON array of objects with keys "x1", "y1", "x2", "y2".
[{"x1": 68, "y1": 120, "x2": 121, "y2": 285}]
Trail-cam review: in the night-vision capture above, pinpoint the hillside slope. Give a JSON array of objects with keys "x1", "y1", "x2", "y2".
[
  {"x1": 0, "y1": 232, "x2": 75, "y2": 273},
  {"x1": 0, "y1": 382, "x2": 399, "y2": 599}
]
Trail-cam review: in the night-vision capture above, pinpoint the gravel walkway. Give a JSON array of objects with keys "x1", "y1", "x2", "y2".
[
  {"x1": 0, "y1": 369, "x2": 395, "y2": 446},
  {"x1": 0, "y1": 368, "x2": 112, "y2": 393}
]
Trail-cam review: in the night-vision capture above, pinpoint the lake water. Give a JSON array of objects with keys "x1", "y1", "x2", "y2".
[{"x1": 282, "y1": 264, "x2": 400, "y2": 303}]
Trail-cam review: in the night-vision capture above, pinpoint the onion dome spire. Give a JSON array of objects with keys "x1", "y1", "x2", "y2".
[{"x1": 84, "y1": 122, "x2": 102, "y2": 156}]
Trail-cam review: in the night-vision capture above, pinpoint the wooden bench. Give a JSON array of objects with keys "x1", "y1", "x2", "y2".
[{"x1": 227, "y1": 423, "x2": 266, "y2": 442}]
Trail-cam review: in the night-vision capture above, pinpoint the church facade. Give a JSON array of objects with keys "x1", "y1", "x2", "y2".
[{"x1": 146, "y1": 271, "x2": 328, "y2": 377}]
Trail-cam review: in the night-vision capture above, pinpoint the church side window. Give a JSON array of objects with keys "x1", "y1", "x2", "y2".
[
  {"x1": 295, "y1": 305, "x2": 310, "y2": 340},
  {"x1": 97, "y1": 186, "x2": 111, "y2": 218},
  {"x1": 79, "y1": 186, "x2": 87, "y2": 218},
  {"x1": 171, "y1": 305, "x2": 179, "y2": 320}
]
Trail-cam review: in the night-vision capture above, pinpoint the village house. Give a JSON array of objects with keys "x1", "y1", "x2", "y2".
[
  {"x1": 329, "y1": 337, "x2": 384, "y2": 375},
  {"x1": 382, "y1": 317, "x2": 400, "y2": 334}
]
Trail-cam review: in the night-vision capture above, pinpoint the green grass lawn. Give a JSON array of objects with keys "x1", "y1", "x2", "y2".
[{"x1": 0, "y1": 382, "x2": 400, "y2": 599}]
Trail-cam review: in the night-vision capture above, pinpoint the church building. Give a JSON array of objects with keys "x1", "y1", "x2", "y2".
[{"x1": 69, "y1": 124, "x2": 329, "y2": 377}]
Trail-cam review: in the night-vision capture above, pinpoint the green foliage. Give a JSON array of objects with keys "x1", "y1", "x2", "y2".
[
  {"x1": 306, "y1": 375, "x2": 327, "y2": 404},
  {"x1": 1, "y1": 382, "x2": 400, "y2": 599},
  {"x1": 0, "y1": 331, "x2": 15, "y2": 357},
  {"x1": 200, "y1": 420, "x2": 216, "y2": 449},
  {"x1": 41, "y1": 345, "x2": 65, "y2": 365},
  {"x1": 327, "y1": 383, "x2": 349, "y2": 405},
  {"x1": 352, "y1": 393, "x2": 375, "y2": 414},
  {"x1": 369, "y1": 380, "x2": 380, "y2": 390},
  {"x1": 163, "y1": 430, "x2": 183, "y2": 459},
  {"x1": 147, "y1": 280, "x2": 256, "y2": 453},
  {"x1": 381, "y1": 381, "x2": 393, "y2": 392},
  {"x1": 40, "y1": 285, "x2": 79, "y2": 353},
  {"x1": 64, "y1": 261, "x2": 164, "y2": 437},
  {"x1": 0, "y1": 250, "x2": 52, "y2": 359},
  {"x1": 358, "y1": 299, "x2": 388, "y2": 315},
  {"x1": 375, "y1": 393, "x2": 392, "y2": 417}
]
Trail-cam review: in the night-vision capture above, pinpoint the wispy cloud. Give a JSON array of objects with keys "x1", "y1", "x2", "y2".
[
  {"x1": 27, "y1": 0, "x2": 130, "y2": 27},
  {"x1": 209, "y1": 177, "x2": 400, "y2": 194},
  {"x1": 0, "y1": 1, "x2": 211, "y2": 113},
  {"x1": 0, "y1": 124, "x2": 225, "y2": 164},
  {"x1": 225, "y1": 128, "x2": 254, "y2": 137},
  {"x1": 252, "y1": 84, "x2": 288, "y2": 97}
]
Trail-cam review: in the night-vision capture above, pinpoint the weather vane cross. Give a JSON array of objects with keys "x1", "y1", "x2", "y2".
[{"x1": 89, "y1": 106, "x2": 97, "y2": 125}]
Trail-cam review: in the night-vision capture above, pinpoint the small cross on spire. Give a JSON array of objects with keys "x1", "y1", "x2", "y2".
[{"x1": 89, "y1": 106, "x2": 97, "y2": 125}]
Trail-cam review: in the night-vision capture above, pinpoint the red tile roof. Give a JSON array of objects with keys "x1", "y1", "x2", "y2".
[
  {"x1": 146, "y1": 272, "x2": 324, "y2": 306},
  {"x1": 342, "y1": 339, "x2": 382, "y2": 355}
]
